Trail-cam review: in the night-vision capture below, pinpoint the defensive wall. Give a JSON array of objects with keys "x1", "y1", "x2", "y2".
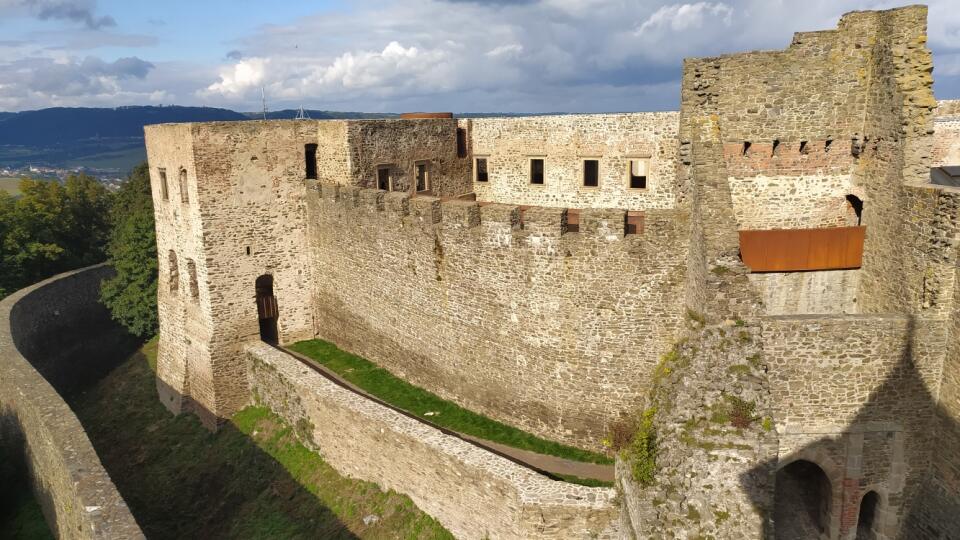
[
  {"x1": 307, "y1": 181, "x2": 688, "y2": 448},
  {"x1": 245, "y1": 342, "x2": 619, "y2": 539},
  {"x1": 466, "y1": 113, "x2": 678, "y2": 210},
  {"x1": 0, "y1": 265, "x2": 143, "y2": 539}
]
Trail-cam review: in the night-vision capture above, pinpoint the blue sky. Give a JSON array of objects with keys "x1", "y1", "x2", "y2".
[{"x1": 1, "y1": 0, "x2": 959, "y2": 113}]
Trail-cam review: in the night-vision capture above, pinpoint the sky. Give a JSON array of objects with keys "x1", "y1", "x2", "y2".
[{"x1": 0, "y1": 0, "x2": 959, "y2": 114}]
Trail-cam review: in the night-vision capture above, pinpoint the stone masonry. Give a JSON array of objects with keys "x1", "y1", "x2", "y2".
[{"x1": 145, "y1": 5, "x2": 960, "y2": 539}]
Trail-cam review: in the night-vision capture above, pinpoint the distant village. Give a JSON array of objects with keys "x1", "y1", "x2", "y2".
[{"x1": 0, "y1": 164, "x2": 127, "y2": 190}]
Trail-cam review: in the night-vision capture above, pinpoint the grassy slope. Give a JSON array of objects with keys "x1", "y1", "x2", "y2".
[
  {"x1": 0, "y1": 178, "x2": 22, "y2": 196},
  {"x1": 70, "y1": 338, "x2": 452, "y2": 540},
  {"x1": 289, "y1": 339, "x2": 613, "y2": 465}
]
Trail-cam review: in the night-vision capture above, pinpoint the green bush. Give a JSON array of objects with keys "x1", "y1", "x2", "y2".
[{"x1": 628, "y1": 408, "x2": 658, "y2": 486}]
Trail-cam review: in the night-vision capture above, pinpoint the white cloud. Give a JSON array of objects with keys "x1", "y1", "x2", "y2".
[
  {"x1": 637, "y1": 2, "x2": 734, "y2": 35},
  {"x1": 205, "y1": 57, "x2": 268, "y2": 96}
]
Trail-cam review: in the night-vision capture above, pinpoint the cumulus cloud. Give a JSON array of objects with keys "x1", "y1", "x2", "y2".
[
  {"x1": 636, "y1": 2, "x2": 733, "y2": 34},
  {"x1": 0, "y1": 54, "x2": 154, "y2": 108}
]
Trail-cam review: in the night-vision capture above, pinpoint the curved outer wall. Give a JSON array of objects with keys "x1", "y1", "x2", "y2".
[{"x1": 0, "y1": 265, "x2": 143, "y2": 539}]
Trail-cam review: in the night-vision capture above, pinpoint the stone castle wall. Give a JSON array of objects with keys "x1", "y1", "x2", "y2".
[
  {"x1": 0, "y1": 266, "x2": 143, "y2": 539},
  {"x1": 468, "y1": 113, "x2": 678, "y2": 210},
  {"x1": 307, "y1": 181, "x2": 688, "y2": 449},
  {"x1": 245, "y1": 342, "x2": 619, "y2": 540}
]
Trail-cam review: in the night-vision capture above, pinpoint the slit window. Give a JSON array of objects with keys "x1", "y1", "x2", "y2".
[
  {"x1": 475, "y1": 157, "x2": 488, "y2": 182},
  {"x1": 415, "y1": 161, "x2": 430, "y2": 192},
  {"x1": 530, "y1": 158, "x2": 544, "y2": 185},
  {"x1": 742, "y1": 141, "x2": 752, "y2": 155},
  {"x1": 168, "y1": 250, "x2": 179, "y2": 294},
  {"x1": 377, "y1": 166, "x2": 391, "y2": 191},
  {"x1": 628, "y1": 158, "x2": 648, "y2": 190},
  {"x1": 583, "y1": 159, "x2": 599, "y2": 187},
  {"x1": 456, "y1": 128, "x2": 467, "y2": 158},
  {"x1": 799, "y1": 141, "x2": 809, "y2": 154},
  {"x1": 186, "y1": 259, "x2": 199, "y2": 299},
  {"x1": 179, "y1": 168, "x2": 189, "y2": 204},
  {"x1": 158, "y1": 168, "x2": 168, "y2": 201},
  {"x1": 304, "y1": 144, "x2": 318, "y2": 179}
]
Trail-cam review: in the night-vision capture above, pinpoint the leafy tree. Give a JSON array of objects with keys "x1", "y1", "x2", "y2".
[
  {"x1": 0, "y1": 174, "x2": 113, "y2": 298},
  {"x1": 100, "y1": 163, "x2": 158, "y2": 338}
]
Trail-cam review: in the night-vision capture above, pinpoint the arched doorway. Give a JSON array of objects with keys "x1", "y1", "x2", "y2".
[
  {"x1": 857, "y1": 491, "x2": 880, "y2": 540},
  {"x1": 255, "y1": 275, "x2": 279, "y2": 344},
  {"x1": 774, "y1": 459, "x2": 833, "y2": 540}
]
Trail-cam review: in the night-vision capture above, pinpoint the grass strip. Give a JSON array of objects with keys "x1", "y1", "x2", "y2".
[{"x1": 289, "y1": 339, "x2": 613, "y2": 466}]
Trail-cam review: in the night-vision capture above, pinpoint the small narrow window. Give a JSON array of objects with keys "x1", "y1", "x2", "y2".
[
  {"x1": 583, "y1": 159, "x2": 599, "y2": 187},
  {"x1": 245, "y1": 246, "x2": 251, "y2": 256},
  {"x1": 799, "y1": 141, "x2": 809, "y2": 155},
  {"x1": 772, "y1": 139, "x2": 780, "y2": 156},
  {"x1": 825, "y1": 139, "x2": 833, "y2": 153},
  {"x1": 158, "y1": 168, "x2": 168, "y2": 201},
  {"x1": 415, "y1": 161, "x2": 430, "y2": 192},
  {"x1": 456, "y1": 128, "x2": 467, "y2": 158},
  {"x1": 475, "y1": 157, "x2": 489, "y2": 182},
  {"x1": 628, "y1": 158, "x2": 648, "y2": 190},
  {"x1": 304, "y1": 144, "x2": 318, "y2": 179},
  {"x1": 530, "y1": 158, "x2": 544, "y2": 185},
  {"x1": 179, "y1": 168, "x2": 189, "y2": 204},
  {"x1": 186, "y1": 259, "x2": 199, "y2": 299},
  {"x1": 377, "y1": 166, "x2": 391, "y2": 191},
  {"x1": 742, "y1": 141, "x2": 752, "y2": 156},
  {"x1": 168, "y1": 250, "x2": 179, "y2": 294}
]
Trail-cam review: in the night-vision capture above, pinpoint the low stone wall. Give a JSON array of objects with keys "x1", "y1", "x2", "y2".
[
  {"x1": 0, "y1": 265, "x2": 143, "y2": 539},
  {"x1": 244, "y1": 342, "x2": 619, "y2": 540}
]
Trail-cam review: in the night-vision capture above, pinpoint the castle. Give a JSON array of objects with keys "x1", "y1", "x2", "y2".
[{"x1": 144, "y1": 5, "x2": 960, "y2": 539}]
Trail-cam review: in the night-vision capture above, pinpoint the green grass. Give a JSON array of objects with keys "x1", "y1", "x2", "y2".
[
  {"x1": 71, "y1": 337, "x2": 452, "y2": 540},
  {"x1": 289, "y1": 339, "x2": 613, "y2": 465},
  {"x1": 0, "y1": 442, "x2": 55, "y2": 540}
]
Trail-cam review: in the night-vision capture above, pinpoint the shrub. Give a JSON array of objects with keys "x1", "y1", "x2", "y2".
[{"x1": 628, "y1": 408, "x2": 658, "y2": 486}]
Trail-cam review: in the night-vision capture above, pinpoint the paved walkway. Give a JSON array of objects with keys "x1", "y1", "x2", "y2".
[{"x1": 281, "y1": 347, "x2": 615, "y2": 483}]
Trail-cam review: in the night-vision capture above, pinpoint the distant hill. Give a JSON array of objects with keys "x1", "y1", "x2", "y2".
[
  {"x1": 246, "y1": 109, "x2": 397, "y2": 120},
  {"x1": 0, "y1": 106, "x2": 247, "y2": 146}
]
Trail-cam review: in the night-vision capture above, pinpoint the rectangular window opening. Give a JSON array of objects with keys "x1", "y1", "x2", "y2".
[
  {"x1": 799, "y1": 141, "x2": 809, "y2": 155},
  {"x1": 772, "y1": 139, "x2": 780, "y2": 157},
  {"x1": 158, "y1": 168, "x2": 168, "y2": 201},
  {"x1": 456, "y1": 128, "x2": 467, "y2": 158},
  {"x1": 304, "y1": 144, "x2": 318, "y2": 179},
  {"x1": 566, "y1": 209, "x2": 580, "y2": 233},
  {"x1": 825, "y1": 139, "x2": 833, "y2": 153},
  {"x1": 377, "y1": 166, "x2": 391, "y2": 191},
  {"x1": 628, "y1": 159, "x2": 648, "y2": 190},
  {"x1": 245, "y1": 246, "x2": 251, "y2": 256},
  {"x1": 625, "y1": 211, "x2": 644, "y2": 235},
  {"x1": 530, "y1": 158, "x2": 544, "y2": 185},
  {"x1": 186, "y1": 259, "x2": 199, "y2": 299},
  {"x1": 415, "y1": 161, "x2": 430, "y2": 192},
  {"x1": 742, "y1": 141, "x2": 752, "y2": 156},
  {"x1": 475, "y1": 157, "x2": 488, "y2": 182},
  {"x1": 583, "y1": 159, "x2": 599, "y2": 187}
]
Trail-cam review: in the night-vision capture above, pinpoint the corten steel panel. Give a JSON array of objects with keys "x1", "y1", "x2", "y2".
[{"x1": 739, "y1": 226, "x2": 865, "y2": 272}]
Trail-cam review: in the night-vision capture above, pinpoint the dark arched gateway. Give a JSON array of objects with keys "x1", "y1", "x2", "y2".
[
  {"x1": 255, "y1": 274, "x2": 279, "y2": 344},
  {"x1": 857, "y1": 491, "x2": 880, "y2": 540},
  {"x1": 846, "y1": 194, "x2": 864, "y2": 226},
  {"x1": 774, "y1": 459, "x2": 833, "y2": 540}
]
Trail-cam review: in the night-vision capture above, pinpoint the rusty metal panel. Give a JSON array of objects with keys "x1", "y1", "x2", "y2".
[
  {"x1": 566, "y1": 209, "x2": 580, "y2": 233},
  {"x1": 739, "y1": 226, "x2": 865, "y2": 272},
  {"x1": 626, "y1": 211, "x2": 644, "y2": 235}
]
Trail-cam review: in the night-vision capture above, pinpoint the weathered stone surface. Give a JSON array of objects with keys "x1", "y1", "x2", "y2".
[{"x1": 0, "y1": 266, "x2": 143, "y2": 539}]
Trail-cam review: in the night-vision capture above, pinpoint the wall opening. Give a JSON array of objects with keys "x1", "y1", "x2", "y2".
[
  {"x1": 772, "y1": 139, "x2": 781, "y2": 156},
  {"x1": 530, "y1": 158, "x2": 544, "y2": 184},
  {"x1": 475, "y1": 157, "x2": 488, "y2": 182},
  {"x1": 583, "y1": 159, "x2": 599, "y2": 187},
  {"x1": 825, "y1": 139, "x2": 833, "y2": 153},
  {"x1": 186, "y1": 259, "x2": 199, "y2": 299},
  {"x1": 168, "y1": 250, "x2": 179, "y2": 294},
  {"x1": 415, "y1": 161, "x2": 430, "y2": 192},
  {"x1": 255, "y1": 274, "x2": 279, "y2": 344},
  {"x1": 456, "y1": 128, "x2": 467, "y2": 158},
  {"x1": 304, "y1": 143, "x2": 318, "y2": 179},
  {"x1": 377, "y1": 166, "x2": 391, "y2": 191},
  {"x1": 628, "y1": 158, "x2": 648, "y2": 189},
  {"x1": 846, "y1": 194, "x2": 864, "y2": 226},
  {"x1": 774, "y1": 460, "x2": 832, "y2": 539},
  {"x1": 179, "y1": 168, "x2": 189, "y2": 204},
  {"x1": 158, "y1": 168, "x2": 168, "y2": 200},
  {"x1": 799, "y1": 141, "x2": 809, "y2": 155},
  {"x1": 742, "y1": 141, "x2": 752, "y2": 155},
  {"x1": 857, "y1": 491, "x2": 879, "y2": 540}
]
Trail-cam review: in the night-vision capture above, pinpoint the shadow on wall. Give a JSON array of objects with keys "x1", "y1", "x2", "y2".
[
  {"x1": 8, "y1": 265, "x2": 141, "y2": 398},
  {"x1": 741, "y1": 317, "x2": 960, "y2": 539}
]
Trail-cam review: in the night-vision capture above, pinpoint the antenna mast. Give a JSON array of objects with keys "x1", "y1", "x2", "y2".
[
  {"x1": 295, "y1": 105, "x2": 310, "y2": 120},
  {"x1": 260, "y1": 86, "x2": 268, "y2": 120}
]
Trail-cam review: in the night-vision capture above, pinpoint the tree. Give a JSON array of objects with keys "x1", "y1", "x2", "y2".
[
  {"x1": 0, "y1": 174, "x2": 113, "y2": 298},
  {"x1": 100, "y1": 163, "x2": 158, "y2": 338}
]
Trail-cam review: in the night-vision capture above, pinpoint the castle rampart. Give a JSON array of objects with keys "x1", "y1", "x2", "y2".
[{"x1": 0, "y1": 265, "x2": 143, "y2": 539}]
